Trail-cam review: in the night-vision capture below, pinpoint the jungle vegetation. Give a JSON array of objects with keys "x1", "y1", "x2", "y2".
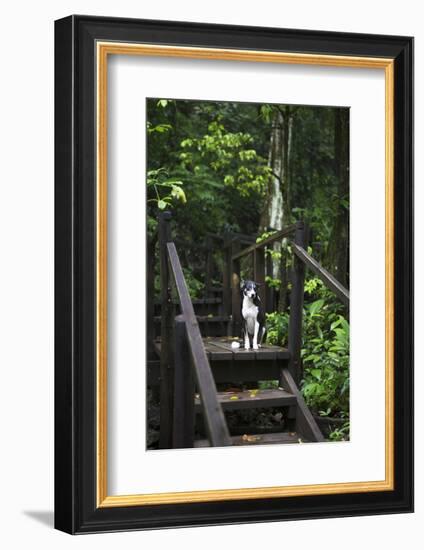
[{"x1": 147, "y1": 98, "x2": 350, "y2": 437}]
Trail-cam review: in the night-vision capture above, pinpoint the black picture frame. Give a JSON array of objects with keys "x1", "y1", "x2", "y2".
[{"x1": 55, "y1": 15, "x2": 413, "y2": 534}]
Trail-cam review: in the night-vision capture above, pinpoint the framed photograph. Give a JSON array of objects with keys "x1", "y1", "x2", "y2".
[{"x1": 54, "y1": 15, "x2": 413, "y2": 533}]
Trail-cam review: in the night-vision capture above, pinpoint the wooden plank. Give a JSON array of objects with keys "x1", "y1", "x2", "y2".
[
  {"x1": 151, "y1": 352, "x2": 287, "y2": 384},
  {"x1": 147, "y1": 235, "x2": 157, "y2": 356},
  {"x1": 280, "y1": 368, "x2": 324, "y2": 442},
  {"x1": 173, "y1": 318, "x2": 195, "y2": 448},
  {"x1": 158, "y1": 211, "x2": 174, "y2": 449},
  {"x1": 255, "y1": 346, "x2": 277, "y2": 360},
  {"x1": 203, "y1": 341, "x2": 229, "y2": 361},
  {"x1": 266, "y1": 252, "x2": 275, "y2": 313},
  {"x1": 167, "y1": 242, "x2": 232, "y2": 447},
  {"x1": 254, "y1": 247, "x2": 266, "y2": 311},
  {"x1": 192, "y1": 315, "x2": 231, "y2": 323},
  {"x1": 195, "y1": 431, "x2": 304, "y2": 447},
  {"x1": 208, "y1": 339, "x2": 279, "y2": 362},
  {"x1": 292, "y1": 242, "x2": 350, "y2": 306},
  {"x1": 232, "y1": 224, "x2": 298, "y2": 261},
  {"x1": 195, "y1": 388, "x2": 296, "y2": 412},
  {"x1": 204, "y1": 235, "x2": 213, "y2": 297},
  {"x1": 211, "y1": 361, "x2": 281, "y2": 384},
  {"x1": 287, "y1": 222, "x2": 306, "y2": 385},
  {"x1": 156, "y1": 338, "x2": 289, "y2": 362},
  {"x1": 231, "y1": 240, "x2": 242, "y2": 337},
  {"x1": 222, "y1": 239, "x2": 232, "y2": 319}
]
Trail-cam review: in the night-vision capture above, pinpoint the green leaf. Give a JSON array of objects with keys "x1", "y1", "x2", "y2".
[
  {"x1": 171, "y1": 185, "x2": 187, "y2": 203},
  {"x1": 157, "y1": 199, "x2": 167, "y2": 210},
  {"x1": 309, "y1": 299, "x2": 325, "y2": 317},
  {"x1": 311, "y1": 369, "x2": 322, "y2": 380}
]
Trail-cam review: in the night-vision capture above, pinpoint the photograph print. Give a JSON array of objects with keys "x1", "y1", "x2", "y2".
[{"x1": 146, "y1": 97, "x2": 350, "y2": 451}]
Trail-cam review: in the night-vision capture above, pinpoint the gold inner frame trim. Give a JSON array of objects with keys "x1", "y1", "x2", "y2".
[{"x1": 96, "y1": 41, "x2": 395, "y2": 508}]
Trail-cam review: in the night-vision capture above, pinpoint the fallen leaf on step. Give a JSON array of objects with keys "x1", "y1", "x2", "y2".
[
  {"x1": 242, "y1": 434, "x2": 261, "y2": 443},
  {"x1": 249, "y1": 390, "x2": 259, "y2": 398},
  {"x1": 229, "y1": 395, "x2": 239, "y2": 401}
]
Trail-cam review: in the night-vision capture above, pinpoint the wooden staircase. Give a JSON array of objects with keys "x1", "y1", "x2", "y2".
[
  {"x1": 146, "y1": 211, "x2": 350, "y2": 449},
  {"x1": 153, "y1": 326, "x2": 323, "y2": 447}
]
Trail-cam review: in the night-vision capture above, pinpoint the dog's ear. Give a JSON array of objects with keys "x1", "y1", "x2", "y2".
[{"x1": 255, "y1": 282, "x2": 262, "y2": 288}]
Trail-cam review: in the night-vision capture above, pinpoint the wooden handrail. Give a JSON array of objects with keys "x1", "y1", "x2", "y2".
[
  {"x1": 167, "y1": 242, "x2": 232, "y2": 447},
  {"x1": 292, "y1": 242, "x2": 349, "y2": 306},
  {"x1": 231, "y1": 223, "x2": 298, "y2": 261}
]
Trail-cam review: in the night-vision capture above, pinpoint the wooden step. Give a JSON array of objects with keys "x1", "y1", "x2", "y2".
[
  {"x1": 202, "y1": 338, "x2": 290, "y2": 361},
  {"x1": 195, "y1": 388, "x2": 296, "y2": 412},
  {"x1": 194, "y1": 431, "x2": 305, "y2": 447},
  {"x1": 148, "y1": 350, "x2": 283, "y2": 385},
  {"x1": 154, "y1": 337, "x2": 289, "y2": 361}
]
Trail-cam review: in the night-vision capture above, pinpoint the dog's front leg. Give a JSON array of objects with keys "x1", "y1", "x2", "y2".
[
  {"x1": 244, "y1": 326, "x2": 250, "y2": 349},
  {"x1": 253, "y1": 321, "x2": 259, "y2": 350}
]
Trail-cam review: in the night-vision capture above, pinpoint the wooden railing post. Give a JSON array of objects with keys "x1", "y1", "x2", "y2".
[
  {"x1": 147, "y1": 234, "x2": 157, "y2": 357},
  {"x1": 205, "y1": 235, "x2": 213, "y2": 299},
  {"x1": 265, "y1": 250, "x2": 275, "y2": 313},
  {"x1": 287, "y1": 221, "x2": 307, "y2": 386},
  {"x1": 173, "y1": 316, "x2": 195, "y2": 448},
  {"x1": 222, "y1": 234, "x2": 232, "y2": 321},
  {"x1": 231, "y1": 239, "x2": 241, "y2": 337},
  {"x1": 158, "y1": 211, "x2": 174, "y2": 449},
  {"x1": 254, "y1": 247, "x2": 266, "y2": 312}
]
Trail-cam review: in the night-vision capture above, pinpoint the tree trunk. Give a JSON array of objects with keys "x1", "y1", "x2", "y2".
[
  {"x1": 260, "y1": 106, "x2": 293, "y2": 312},
  {"x1": 328, "y1": 109, "x2": 349, "y2": 288},
  {"x1": 260, "y1": 107, "x2": 292, "y2": 233}
]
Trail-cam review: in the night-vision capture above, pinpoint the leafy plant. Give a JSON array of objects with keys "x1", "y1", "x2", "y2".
[
  {"x1": 179, "y1": 117, "x2": 271, "y2": 197},
  {"x1": 147, "y1": 168, "x2": 186, "y2": 210},
  {"x1": 300, "y1": 280, "x2": 349, "y2": 418},
  {"x1": 265, "y1": 310, "x2": 290, "y2": 347},
  {"x1": 265, "y1": 277, "x2": 350, "y2": 424},
  {"x1": 329, "y1": 421, "x2": 350, "y2": 441}
]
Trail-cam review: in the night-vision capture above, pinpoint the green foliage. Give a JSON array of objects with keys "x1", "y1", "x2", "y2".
[
  {"x1": 329, "y1": 421, "x2": 350, "y2": 442},
  {"x1": 258, "y1": 380, "x2": 279, "y2": 390},
  {"x1": 301, "y1": 278, "x2": 349, "y2": 418},
  {"x1": 179, "y1": 118, "x2": 271, "y2": 197},
  {"x1": 265, "y1": 277, "x2": 349, "y2": 421},
  {"x1": 265, "y1": 310, "x2": 290, "y2": 347},
  {"x1": 265, "y1": 275, "x2": 281, "y2": 289},
  {"x1": 154, "y1": 268, "x2": 204, "y2": 300},
  {"x1": 147, "y1": 168, "x2": 186, "y2": 211},
  {"x1": 147, "y1": 122, "x2": 172, "y2": 134}
]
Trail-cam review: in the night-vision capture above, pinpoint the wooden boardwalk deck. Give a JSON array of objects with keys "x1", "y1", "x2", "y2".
[
  {"x1": 154, "y1": 337, "x2": 290, "y2": 383},
  {"x1": 154, "y1": 337, "x2": 289, "y2": 362}
]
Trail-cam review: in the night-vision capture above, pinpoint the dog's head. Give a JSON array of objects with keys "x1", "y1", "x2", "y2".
[{"x1": 241, "y1": 280, "x2": 260, "y2": 300}]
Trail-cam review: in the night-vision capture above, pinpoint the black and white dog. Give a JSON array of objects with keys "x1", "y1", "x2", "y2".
[{"x1": 240, "y1": 280, "x2": 266, "y2": 350}]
